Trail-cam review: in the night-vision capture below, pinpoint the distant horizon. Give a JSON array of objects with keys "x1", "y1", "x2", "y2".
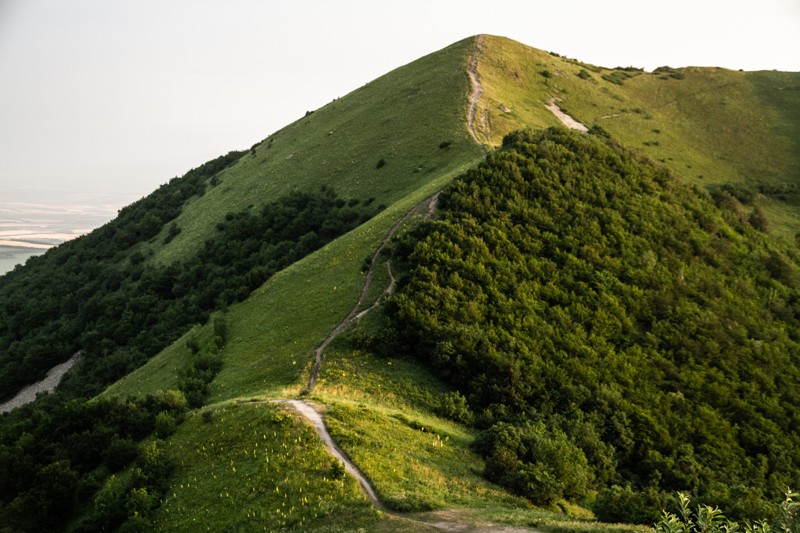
[
  {"x1": 1, "y1": 0, "x2": 798, "y2": 204},
  {"x1": 0, "y1": 189, "x2": 137, "y2": 261}
]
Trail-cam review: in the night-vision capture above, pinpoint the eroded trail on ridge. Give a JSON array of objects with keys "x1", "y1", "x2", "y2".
[
  {"x1": 467, "y1": 35, "x2": 487, "y2": 150},
  {"x1": 545, "y1": 98, "x2": 589, "y2": 132},
  {"x1": 305, "y1": 192, "x2": 440, "y2": 393},
  {"x1": 277, "y1": 399, "x2": 541, "y2": 532}
]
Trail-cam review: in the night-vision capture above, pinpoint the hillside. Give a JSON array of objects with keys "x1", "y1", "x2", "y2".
[
  {"x1": 387, "y1": 128, "x2": 800, "y2": 521},
  {"x1": 1, "y1": 35, "x2": 799, "y2": 531}
]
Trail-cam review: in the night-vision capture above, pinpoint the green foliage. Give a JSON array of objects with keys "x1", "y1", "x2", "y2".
[
  {"x1": 473, "y1": 421, "x2": 593, "y2": 505},
  {"x1": 389, "y1": 128, "x2": 800, "y2": 520},
  {"x1": 436, "y1": 391, "x2": 473, "y2": 424},
  {"x1": 602, "y1": 69, "x2": 642, "y2": 85},
  {"x1": 0, "y1": 393, "x2": 186, "y2": 531},
  {"x1": 154, "y1": 411, "x2": 177, "y2": 438},
  {"x1": 150, "y1": 403, "x2": 380, "y2": 532},
  {"x1": 594, "y1": 485, "x2": 672, "y2": 524},
  {"x1": 653, "y1": 66, "x2": 686, "y2": 80},
  {"x1": 0, "y1": 187, "x2": 380, "y2": 403},
  {"x1": 654, "y1": 491, "x2": 799, "y2": 533}
]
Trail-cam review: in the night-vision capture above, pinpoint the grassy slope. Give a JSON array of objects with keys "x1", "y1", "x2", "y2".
[
  {"x1": 102, "y1": 36, "x2": 515, "y2": 532},
  {"x1": 473, "y1": 34, "x2": 800, "y2": 239},
  {"x1": 100, "y1": 35, "x2": 798, "y2": 531},
  {"x1": 151, "y1": 37, "x2": 481, "y2": 266},
  {"x1": 106, "y1": 168, "x2": 473, "y2": 401}
]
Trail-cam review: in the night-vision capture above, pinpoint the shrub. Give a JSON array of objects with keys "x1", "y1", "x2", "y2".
[
  {"x1": 376, "y1": 158, "x2": 387, "y2": 169},
  {"x1": 593, "y1": 484, "x2": 669, "y2": 524},
  {"x1": 103, "y1": 436, "x2": 139, "y2": 472},
  {"x1": 750, "y1": 207, "x2": 770, "y2": 232},
  {"x1": 154, "y1": 411, "x2": 176, "y2": 439},
  {"x1": 436, "y1": 391, "x2": 473, "y2": 424},
  {"x1": 654, "y1": 491, "x2": 799, "y2": 533},
  {"x1": 330, "y1": 461, "x2": 346, "y2": 480},
  {"x1": 473, "y1": 421, "x2": 593, "y2": 505}
]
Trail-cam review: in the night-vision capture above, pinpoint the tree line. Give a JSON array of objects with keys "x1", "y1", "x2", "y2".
[{"x1": 0, "y1": 179, "x2": 381, "y2": 401}]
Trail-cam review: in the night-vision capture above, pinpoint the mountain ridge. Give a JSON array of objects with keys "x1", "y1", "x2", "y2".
[{"x1": 1, "y1": 34, "x2": 798, "y2": 531}]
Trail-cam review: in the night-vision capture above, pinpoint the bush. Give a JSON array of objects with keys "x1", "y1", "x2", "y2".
[
  {"x1": 654, "y1": 491, "x2": 799, "y2": 533},
  {"x1": 474, "y1": 421, "x2": 593, "y2": 505},
  {"x1": 154, "y1": 412, "x2": 176, "y2": 439},
  {"x1": 436, "y1": 391, "x2": 473, "y2": 424},
  {"x1": 750, "y1": 207, "x2": 770, "y2": 232},
  {"x1": 593, "y1": 484, "x2": 669, "y2": 524},
  {"x1": 103, "y1": 436, "x2": 139, "y2": 472}
]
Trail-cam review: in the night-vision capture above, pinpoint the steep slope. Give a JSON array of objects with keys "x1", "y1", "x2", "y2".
[
  {"x1": 0, "y1": 37, "x2": 483, "y2": 402},
  {"x1": 388, "y1": 128, "x2": 800, "y2": 520},
  {"x1": 152, "y1": 37, "x2": 483, "y2": 265},
  {"x1": 469, "y1": 34, "x2": 800, "y2": 238}
]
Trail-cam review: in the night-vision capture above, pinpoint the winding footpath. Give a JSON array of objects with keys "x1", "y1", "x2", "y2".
[
  {"x1": 279, "y1": 400, "x2": 384, "y2": 509},
  {"x1": 272, "y1": 50, "x2": 541, "y2": 531},
  {"x1": 305, "y1": 192, "x2": 440, "y2": 393}
]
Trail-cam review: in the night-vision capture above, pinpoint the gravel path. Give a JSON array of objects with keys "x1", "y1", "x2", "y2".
[
  {"x1": 0, "y1": 352, "x2": 81, "y2": 413},
  {"x1": 545, "y1": 98, "x2": 589, "y2": 132}
]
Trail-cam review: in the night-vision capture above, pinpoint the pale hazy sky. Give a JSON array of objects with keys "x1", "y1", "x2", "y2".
[{"x1": 1, "y1": 0, "x2": 798, "y2": 202}]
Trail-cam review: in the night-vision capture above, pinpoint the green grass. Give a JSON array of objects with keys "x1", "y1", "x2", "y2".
[
  {"x1": 147, "y1": 401, "x2": 389, "y2": 532},
  {"x1": 100, "y1": 35, "x2": 800, "y2": 532},
  {"x1": 308, "y1": 319, "x2": 613, "y2": 528},
  {"x1": 106, "y1": 159, "x2": 476, "y2": 401},
  {"x1": 151, "y1": 37, "x2": 482, "y2": 266},
  {"x1": 473, "y1": 34, "x2": 800, "y2": 241}
]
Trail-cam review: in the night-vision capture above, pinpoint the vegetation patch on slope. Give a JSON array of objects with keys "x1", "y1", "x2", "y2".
[
  {"x1": 147, "y1": 402, "x2": 386, "y2": 532},
  {"x1": 472, "y1": 35, "x2": 800, "y2": 240},
  {"x1": 0, "y1": 187, "x2": 379, "y2": 402},
  {"x1": 386, "y1": 128, "x2": 800, "y2": 521},
  {"x1": 0, "y1": 390, "x2": 187, "y2": 531}
]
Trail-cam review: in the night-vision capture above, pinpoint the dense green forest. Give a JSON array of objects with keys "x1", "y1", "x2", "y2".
[
  {"x1": 0, "y1": 391, "x2": 186, "y2": 531},
  {"x1": 386, "y1": 128, "x2": 800, "y2": 522},
  {"x1": 0, "y1": 162, "x2": 381, "y2": 401}
]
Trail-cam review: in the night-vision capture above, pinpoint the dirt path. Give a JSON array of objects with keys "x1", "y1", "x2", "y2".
[
  {"x1": 0, "y1": 352, "x2": 81, "y2": 413},
  {"x1": 467, "y1": 35, "x2": 488, "y2": 151},
  {"x1": 277, "y1": 399, "x2": 541, "y2": 532},
  {"x1": 279, "y1": 399, "x2": 384, "y2": 508},
  {"x1": 305, "y1": 193, "x2": 440, "y2": 393}
]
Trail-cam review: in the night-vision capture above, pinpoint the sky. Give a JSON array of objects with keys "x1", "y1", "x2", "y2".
[{"x1": 1, "y1": 0, "x2": 798, "y2": 204}]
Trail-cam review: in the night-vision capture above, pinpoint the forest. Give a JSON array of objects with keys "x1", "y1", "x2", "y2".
[
  {"x1": 0, "y1": 163, "x2": 381, "y2": 401},
  {"x1": 386, "y1": 128, "x2": 800, "y2": 522}
]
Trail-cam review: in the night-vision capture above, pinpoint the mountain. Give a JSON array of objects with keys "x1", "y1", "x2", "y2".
[{"x1": 0, "y1": 35, "x2": 798, "y2": 531}]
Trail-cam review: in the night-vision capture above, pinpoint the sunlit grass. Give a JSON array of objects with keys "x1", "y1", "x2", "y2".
[{"x1": 150, "y1": 402, "x2": 387, "y2": 532}]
